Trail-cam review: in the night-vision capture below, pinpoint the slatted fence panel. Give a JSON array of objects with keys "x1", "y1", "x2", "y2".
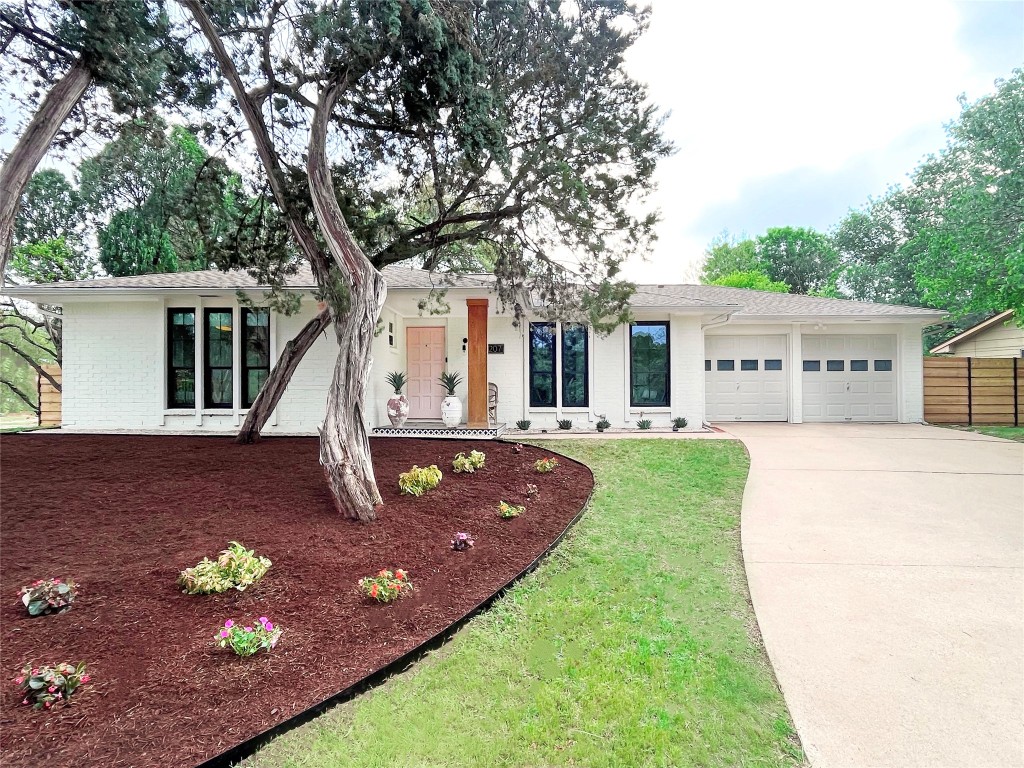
[
  {"x1": 923, "y1": 356, "x2": 1021, "y2": 425},
  {"x1": 37, "y1": 364, "x2": 61, "y2": 427}
]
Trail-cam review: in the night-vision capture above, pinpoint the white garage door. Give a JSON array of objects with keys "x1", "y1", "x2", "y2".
[
  {"x1": 705, "y1": 335, "x2": 788, "y2": 421},
  {"x1": 802, "y1": 334, "x2": 897, "y2": 422}
]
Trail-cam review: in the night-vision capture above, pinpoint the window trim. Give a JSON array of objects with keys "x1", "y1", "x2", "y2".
[
  {"x1": 167, "y1": 308, "x2": 196, "y2": 409},
  {"x1": 204, "y1": 307, "x2": 234, "y2": 410},
  {"x1": 241, "y1": 308, "x2": 271, "y2": 409},
  {"x1": 528, "y1": 321, "x2": 557, "y2": 408},
  {"x1": 629, "y1": 321, "x2": 671, "y2": 408},
  {"x1": 560, "y1": 323, "x2": 589, "y2": 408}
]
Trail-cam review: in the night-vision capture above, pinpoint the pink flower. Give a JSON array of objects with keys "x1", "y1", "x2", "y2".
[
  {"x1": 47, "y1": 686, "x2": 56, "y2": 693},
  {"x1": 21, "y1": 698, "x2": 28, "y2": 705},
  {"x1": 219, "y1": 629, "x2": 229, "y2": 638},
  {"x1": 43, "y1": 702, "x2": 51, "y2": 709},
  {"x1": 258, "y1": 616, "x2": 269, "y2": 625},
  {"x1": 265, "y1": 622, "x2": 274, "y2": 631},
  {"x1": 224, "y1": 619, "x2": 234, "y2": 628},
  {"x1": 244, "y1": 627, "x2": 253, "y2": 632},
  {"x1": 80, "y1": 675, "x2": 90, "y2": 683},
  {"x1": 14, "y1": 676, "x2": 24, "y2": 685}
]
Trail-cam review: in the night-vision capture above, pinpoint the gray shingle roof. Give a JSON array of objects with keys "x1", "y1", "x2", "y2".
[{"x1": 2, "y1": 265, "x2": 944, "y2": 318}]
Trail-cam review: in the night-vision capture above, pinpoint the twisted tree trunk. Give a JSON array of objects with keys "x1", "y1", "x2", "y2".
[
  {"x1": 0, "y1": 57, "x2": 92, "y2": 282},
  {"x1": 236, "y1": 306, "x2": 331, "y2": 444}
]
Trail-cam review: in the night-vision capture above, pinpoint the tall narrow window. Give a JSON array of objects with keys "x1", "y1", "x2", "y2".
[
  {"x1": 167, "y1": 309, "x2": 195, "y2": 408},
  {"x1": 630, "y1": 322, "x2": 670, "y2": 407},
  {"x1": 561, "y1": 323, "x2": 588, "y2": 407},
  {"x1": 242, "y1": 309, "x2": 270, "y2": 408},
  {"x1": 205, "y1": 308, "x2": 233, "y2": 408},
  {"x1": 529, "y1": 322, "x2": 556, "y2": 407}
]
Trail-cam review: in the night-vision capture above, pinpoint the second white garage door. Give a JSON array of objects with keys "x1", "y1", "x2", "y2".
[
  {"x1": 802, "y1": 334, "x2": 898, "y2": 422},
  {"x1": 705, "y1": 335, "x2": 788, "y2": 421}
]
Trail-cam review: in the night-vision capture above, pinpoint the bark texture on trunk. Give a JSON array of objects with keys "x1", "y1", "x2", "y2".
[
  {"x1": 236, "y1": 306, "x2": 331, "y2": 444},
  {"x1": 309, "y1": 80, "x2": 388, "y2": 522},
  {"x1": 0, "y1": 58, "x2": 92, "y2": 281}
]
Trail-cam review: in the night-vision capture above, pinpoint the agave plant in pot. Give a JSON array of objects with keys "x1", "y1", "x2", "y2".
[
  {"x1": 385, "y1": 371, "x2": 410, "y2": 427},
  {"x1": 438, "y1": 370, "x2": 464, "y2": 428}
]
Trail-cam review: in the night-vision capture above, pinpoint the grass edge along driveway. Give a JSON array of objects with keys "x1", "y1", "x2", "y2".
[{"x1": 245, "y1": 439, "x2": 804, "y2": 768}]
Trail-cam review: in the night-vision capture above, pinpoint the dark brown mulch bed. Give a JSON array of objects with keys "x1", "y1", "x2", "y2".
[{"x1": 0, "y1": 435, "x2": 592, "y2": 767}]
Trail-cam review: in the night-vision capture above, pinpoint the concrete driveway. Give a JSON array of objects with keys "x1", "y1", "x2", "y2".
[{"x1": 724, "y1": 423, "x2": 1023, "y2": 768}]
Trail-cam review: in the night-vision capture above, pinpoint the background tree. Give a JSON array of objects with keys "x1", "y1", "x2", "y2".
[
  {"x1": 708, "y1": 270, "x2": 789, "y2": 292},
  {"x1": 699, "y1": 233, "x2": 761, "y2": 282},
  {"x1": 178, "y1": 0, "x2": 670, "y2": 520},
  {"x1": 755, "y1": 226, "x2": 838, "y2": 295}
]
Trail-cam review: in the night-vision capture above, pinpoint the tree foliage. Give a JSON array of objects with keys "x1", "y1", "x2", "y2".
[
  {"x1": 709, "y1": 270, "x2": 790, "y2": 293},
  {"x1": 700, "y1": 234, "x2": 760, "y2": 282},
  {"x1": 755, "y1": 226, "x2": 838, "y2": 295}
]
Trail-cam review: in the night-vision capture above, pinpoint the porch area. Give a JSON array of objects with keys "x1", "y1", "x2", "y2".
[{"x1": 371, "y1": 420, "x2": 507, "y2": 439}]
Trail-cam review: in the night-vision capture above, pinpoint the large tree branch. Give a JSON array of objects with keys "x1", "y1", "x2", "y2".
[
  {"x1": 374, "y1": 203, "x2": 525, "y2": 265},
  {"x1": 0, "y1": 377, "x2": 38, "y2": 413},
  {"x1": 0, "y1": 338, "x2": 60, "y2": 390},
  {"x1": 0, "y1": 55, "x2": 92, "y2": 282}
]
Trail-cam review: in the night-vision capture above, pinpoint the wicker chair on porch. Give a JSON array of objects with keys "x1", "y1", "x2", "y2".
[{"x1": 488, "y1": 382, "x2": 498, "y2": 426}]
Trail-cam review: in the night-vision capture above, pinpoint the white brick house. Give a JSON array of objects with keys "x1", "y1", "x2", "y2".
[{"x1": 3, "y1": 265, "x2": 944, "y2": 433}]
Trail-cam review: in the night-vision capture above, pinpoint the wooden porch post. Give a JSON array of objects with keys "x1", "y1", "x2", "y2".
[{"x1": 466, "y1": 299, "x2": 489, "y2": 428}]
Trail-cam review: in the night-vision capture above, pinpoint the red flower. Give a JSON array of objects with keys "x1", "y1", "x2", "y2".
[{"x1": 370, "y1": 584, "x2": 379, "y2": 598}]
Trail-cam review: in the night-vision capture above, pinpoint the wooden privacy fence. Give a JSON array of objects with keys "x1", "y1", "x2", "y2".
[
  {"x1": 37, "y1": 364, "x2": 61, "y2": 427},
  {"x1": 923, "y1": 356, "x2": 1023, "y2": 425}
]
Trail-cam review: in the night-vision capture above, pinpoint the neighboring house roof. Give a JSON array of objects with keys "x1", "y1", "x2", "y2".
[
  {"x1": 929, "y1": 310, "x2": 1016, "y2": 354},
  {"x1": 2, "y1": 265, "x2": 945, "y2": 320}
]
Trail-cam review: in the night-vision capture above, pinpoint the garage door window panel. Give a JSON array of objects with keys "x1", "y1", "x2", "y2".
[
  {"x1": 741, "y1": 359, "x2": 758, "y2": 371},
  {"x1": 827, "y1": 360, "x2": 845, "y2": 372},
  {"x1": 765, "y1": 359, "x2": 782, "y2": 371},
  {"x1": 874, "y1": 359, "x2": 893, "y2": 371},
  {"x1": 851, "y1": 360, "x2": 868, "y2": 371},
  {"x1": 803, "y1": 360, "x2": 821, "y2": 372},
  {"x1": 717, "y1": 359, "x2": 735, "y2": 371}
]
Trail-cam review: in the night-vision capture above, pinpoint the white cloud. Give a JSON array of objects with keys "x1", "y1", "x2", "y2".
[{"x1": 621, "y1": 0, "x2": 1011, "y2": 283}]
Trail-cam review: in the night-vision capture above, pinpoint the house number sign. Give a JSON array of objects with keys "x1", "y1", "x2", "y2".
[{"x1": 487, "y1": 344, "x2": 504, "y2": 354}]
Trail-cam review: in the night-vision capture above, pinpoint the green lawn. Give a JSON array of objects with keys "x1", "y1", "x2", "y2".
[
  {"x1": 245, "y1": 439, "x2": 803, "y2": 768},
  {"x1": 945, "y1": 425, "x2": 1024, "y2": 443}
]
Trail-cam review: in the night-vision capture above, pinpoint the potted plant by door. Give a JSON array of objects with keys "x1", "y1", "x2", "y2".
[
  {"x1": 438, "y1": 371, "x2": 464, "y2": 428},
  {"x1": 385, "y1": 371, "x2": 410, "y2": 427}
]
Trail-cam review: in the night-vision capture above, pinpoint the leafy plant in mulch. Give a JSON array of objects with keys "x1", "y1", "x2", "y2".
[
  {"x1": 498, "y1": 500, "x2": 525, "y2": 519},
  {"x1": 525, "y1": 483, "x2": 539, "y2": 498},
  {"x1": 398, "y1": 464, "x2": 442, "y2": 496},
  {"x1": 216, "y1": 617, "x2": 282, "y2": 657},
  {"x1": 596, "y1": 417, "x2": 611, "y2": 432},
  {"x1": 359, "y1": 569, "x2": 413, "y2": 603},
  {"x1": 20, "y1": 578, "x2": 78, "y2": 616},
  {"x1": 452, "y1": 450, "x2": 486, "y2": 473},
  {"x1": 636, "y1": 419, "x2": 653, "y2": 430},
  {"x1": 450, "y1": 532, "x2": 475, "y2": 551},
  {"x1": 534, "y1": 457, "x2": 559, "y2": 473},
  {"x1": 672, "y1": 416, "x2": 688, "y2": 430},
  {"x1": 13, "y1": 662, "x2": 89, "y2": 710},
  {"x1": 515, "y1": 419, "x2": 531, "y2": 430},
  {"x1": 178, "y1": 541, "x2": 271, "y2": 595},
  {"x1": 557, "y1": 419, "x2": 573, "y2": 430}
]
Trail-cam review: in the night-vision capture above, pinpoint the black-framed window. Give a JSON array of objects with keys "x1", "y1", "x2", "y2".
[
  {"x1": 705, "y1": 359, "x2": 711, "y2": 371},
  {"x1": 803, "y1": 360, "x2": 821, "y2": 372},
  {"x1": 167, "y1": 309, "x2": 195, "y2": 408},
  {"x1": 204, "y1": 308, "x2": 233, "y2": 408},
  {"x1": 765, "y1": 359, "x2": 783, "y2": 371},
  {"x1": 242, "y1": 309, "x2": 270, "y2": 408},
  {"x1": 717, "y1": 359, "x2": 735, "y2": 371},
  {"x1": 529, "y1": 322, "x2": 556, "y2": 407},
  {"x1": 851, "y1": 359, "x2": 869, "y2": 372},
  {"x1": 561, "y1": 323, "x2": 588, "y2": 407},
  {"x1": 630, "y1": 322, "x2": 669, "y2": 407},
  {"x1": 874, "y1": 359, "x2": 893, "y2": 372},
  {"x1": 741, "y1": 359, "x2": 759, "y2": 371},
  {"x1": 827, "y1": 360, "x2": 845, "y2": 372}
]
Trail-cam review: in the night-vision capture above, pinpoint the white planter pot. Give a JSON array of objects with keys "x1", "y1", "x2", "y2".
[
  {"x1": 387, "y1": 394, "x2": 409, "y2": 427},
  {"x1": 440, "y1": 395, "x2": 462, "y2": 428}
]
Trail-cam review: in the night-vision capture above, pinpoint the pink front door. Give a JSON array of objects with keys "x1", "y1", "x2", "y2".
[{"x1": 406, "y1": 326, "x2": 446, "y2": 419}]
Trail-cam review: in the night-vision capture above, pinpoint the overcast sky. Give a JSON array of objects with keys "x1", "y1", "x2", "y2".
[{"x1": 622, "y1": 0, "x2": 1024, "y2": 283}]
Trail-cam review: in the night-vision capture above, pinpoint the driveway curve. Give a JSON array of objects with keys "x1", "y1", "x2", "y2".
[{"x1": 724, "y1": 423, "x2": 1023, "y2": 768}]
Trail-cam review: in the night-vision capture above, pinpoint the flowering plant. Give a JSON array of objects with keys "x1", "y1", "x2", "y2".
[
  {"x1": 20, "y1": 578, "x2": 78, "y2": 616},
  {"x1": 450, "y1": 532, "x2": 474, "y2": 551},
  {"x1": 452, "y1": 450, "x2": 486, "y2": 473},
  {"x1": 534, "y1": 457, "x2": 559, "y2": 473},
  {"x1": 216, "y1": 617, "x2": 282, "y2": 657},
  {"x1": 13, "y1": 662, "x2": 89, "y2": 710},
  {"x1": 178, "y1": 541, "x2": 271, "y2": 595},
  {"x1": 398, "y1": 465, "x2": 442, "y2": 496},
  {"x1": 358, "y1": 568, "x2": 413, "y2": 602},
  {"x1": 498, "y1": 500, "x2": 525, "y2": 519}
]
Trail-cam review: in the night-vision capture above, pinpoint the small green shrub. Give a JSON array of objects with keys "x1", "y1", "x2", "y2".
[
  {"x1": 438, "y1": 371, "x2": 463, "y2": 396},
  {"x1": 557, "y1": 419, "x2": 573, "y2": 430},
  {"x1": 178, "y1": 542, "x2": 271, "y2": 595},
  {"x1": 596, "y1": 418, "x2": 611, "y2": 431},
  {"x1": 636, "y1": 419, "x2": 653, "y2": 430},
  {"x1": 498, "y1": 500, "x2": 525, "y2": 519},
  {"x1": 452, "y1": 450, "x2": 486, "y2": 473},
  {"x1": 13, "y1": 662, "x2": 89, "y2": 710},
  {"x1": 534, "y1": 457, "x2": 560, "y2": 473},
  {"x1": 385, "y1": 371, "x2": 408, "y2": 394},
  {"x1": 515, "y1": 419, "x2": 531, "y2": 430},
  {"x1": 359, "y1": 569, "x2": 413, "y2": 602},
  {"x1": 398, "y1": 464, "x2": 443, "y2": 496},
  {"x1": 216, "y1": 617, "x2": 282, "y2": 656},
  {"x1": 672, "y1": 416, "x2": 688, "y2": 429},
  {"x1": 20, "y1": 578, "x2": 78, "y2": 616}
]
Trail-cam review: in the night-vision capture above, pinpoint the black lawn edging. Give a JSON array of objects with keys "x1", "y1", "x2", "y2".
[{"x1": 195, "y1": 441, "x2": 594, "y2": 768}]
